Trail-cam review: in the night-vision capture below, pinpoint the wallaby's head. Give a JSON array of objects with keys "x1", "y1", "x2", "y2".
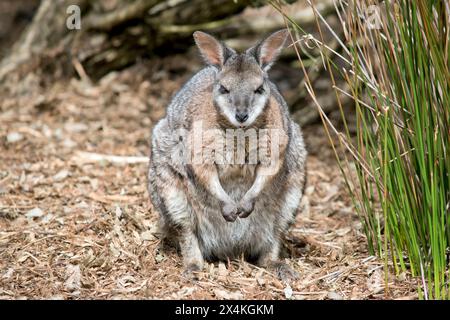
[{"x1": 193, "y1": 29, "x2": 289, "y2": 128}]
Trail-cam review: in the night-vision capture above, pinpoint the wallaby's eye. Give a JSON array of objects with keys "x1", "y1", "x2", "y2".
[
  {"x1": 219, "y1": 85, "x2": 229, "y2": 94},
  {"x1": 255, "y1": 85, "x2": 264, "y2": 94}
]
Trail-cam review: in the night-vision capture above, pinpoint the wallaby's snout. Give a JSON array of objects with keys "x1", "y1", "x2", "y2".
[
  {"x1": 231, "y1": 92, "x2": 251, "y2": 123},
  {"x1": 193, "y1": 29, "x2": 289, "y2": 128},
  {"x1": 235, "y1": 111, "x2": 248, "y2": 123}
]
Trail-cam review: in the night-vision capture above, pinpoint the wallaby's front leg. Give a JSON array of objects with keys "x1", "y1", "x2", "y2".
[
  {"x1": 238, "y1": 128, "x2": 288, "y2": 218},
  {"x1": 191, "y1": 164, "x2": 238, "y2": 222},
  {"x1": 238, "y1": 162, "x2": 282, "y2": 218},
  {"x1": 210, "y1": 172, "x2": 240, "y2": 221}
]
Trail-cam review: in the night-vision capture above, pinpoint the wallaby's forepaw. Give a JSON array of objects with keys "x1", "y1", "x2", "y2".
[
  {"x1": 238, "y1": 198, "x2": 255, "y2": 218},
  {"x1": 270, "y1": 261, "x2": 299, "y2": 282},
  {"x1": 182, "y1": 263, "x2": 203, "y2": 280},
  {"x1": 220, "y1": 202, "x2": 238, "y2": 222}
]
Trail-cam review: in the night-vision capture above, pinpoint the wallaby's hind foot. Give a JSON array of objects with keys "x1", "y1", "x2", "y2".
[
  {"x1": 182, "y1": 263, "x2": 203, "y2": 280},
  {"x1": 180, "y1": 231, "x2": 204, "y2": 280},
  {"x1": 268, "y1": 261, "x2": 299, "y2": 282}
]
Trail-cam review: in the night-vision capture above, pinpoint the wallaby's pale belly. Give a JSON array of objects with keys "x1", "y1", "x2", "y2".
[{"x1": 190, "y1": 165, "x2": 277, "y2": 260}]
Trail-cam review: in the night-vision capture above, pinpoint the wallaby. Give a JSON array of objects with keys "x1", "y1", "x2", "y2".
[{"x1": 148, "y1": 29, "x2": 307, "y2": 280}]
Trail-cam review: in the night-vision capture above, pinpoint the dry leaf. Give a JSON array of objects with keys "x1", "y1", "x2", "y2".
[
  {"x1": 7, "y1": 132, "x2": 24, "y2": 143},
  {"x1": 25, "y1": 207, "x2": 44, "y2": 218},
  {"x1": 173, "y1": 287, "x2": 196, "y2": 298},
  {"x1": 217, "y1": 263, "x2": 228, "y2": 277},
  {"x1": 256, "y1": 270, "x2": 266, "y2": 286},
  {"x1": 327, "y1": 291, "x2": 343, "y2": 300},
  {"x1": 65, "y1": 265, "x2": 81, "y2": 292},
  {"x1": 140, "y1": 230, "x2": 155, "y2": 241},
  {"x1": 367, "y1": 268, "x2": 384, "y2": 294},
  {"x1": 53, "y1": 170, "x2": 70, "y2": 182},
  {"x1": 213, "y1": 289, "x2": 243, "y2": 300},
  {"x1": 284, "y1": 285, "x2": 293, "y2": 299}
]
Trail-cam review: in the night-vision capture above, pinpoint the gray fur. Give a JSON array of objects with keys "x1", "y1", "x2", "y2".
[{"x1": 148, "y1": 30, "x2": 307, "y2": 278}]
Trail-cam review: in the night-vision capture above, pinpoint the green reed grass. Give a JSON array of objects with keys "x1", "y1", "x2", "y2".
[{"x1": 273, "y1": 0, "x2": 449, "y2": 298}]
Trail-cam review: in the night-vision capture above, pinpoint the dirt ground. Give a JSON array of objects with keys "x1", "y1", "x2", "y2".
[{"x1": 0, "y1": 54, "x2": 418, "y2": 300}]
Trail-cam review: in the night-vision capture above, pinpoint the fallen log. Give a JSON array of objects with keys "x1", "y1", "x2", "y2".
[{"x1": 0, "y1": 0, "x2": 335, "y2": 83}]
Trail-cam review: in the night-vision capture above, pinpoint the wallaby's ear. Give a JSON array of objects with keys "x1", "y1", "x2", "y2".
[
  {"x1": 193, "y1": 31, "x2": 233, "y2": 68},
  {"x1": 247, "y1": 29, "x2": 289, "y2": 71}
]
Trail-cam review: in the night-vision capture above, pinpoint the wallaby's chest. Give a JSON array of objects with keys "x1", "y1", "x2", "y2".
[
  {"x1": 214, "y1": 130, "x2": 259, "y2": 185},
  {"x1": 217, "y1": 163, "x2": 256, "y2": 183},
  {"x1": 193, "y1": 126, "x2": 265, "y2": 171}
]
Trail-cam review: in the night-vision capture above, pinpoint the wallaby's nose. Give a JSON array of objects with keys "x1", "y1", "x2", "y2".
[{"x1": 235, "y1": 112, "x2": 249, "y2": 123}]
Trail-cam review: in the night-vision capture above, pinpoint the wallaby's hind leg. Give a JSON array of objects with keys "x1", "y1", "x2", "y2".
[
  {"x1": 156, "y1": 194, "x2": 204, "y2": 277},
  {"x1": 162, "y1": 186, "x2": 204, "y2": 273},
  {"x1": 149, "y1": 162, "x2": 205, "y2": 276}
]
